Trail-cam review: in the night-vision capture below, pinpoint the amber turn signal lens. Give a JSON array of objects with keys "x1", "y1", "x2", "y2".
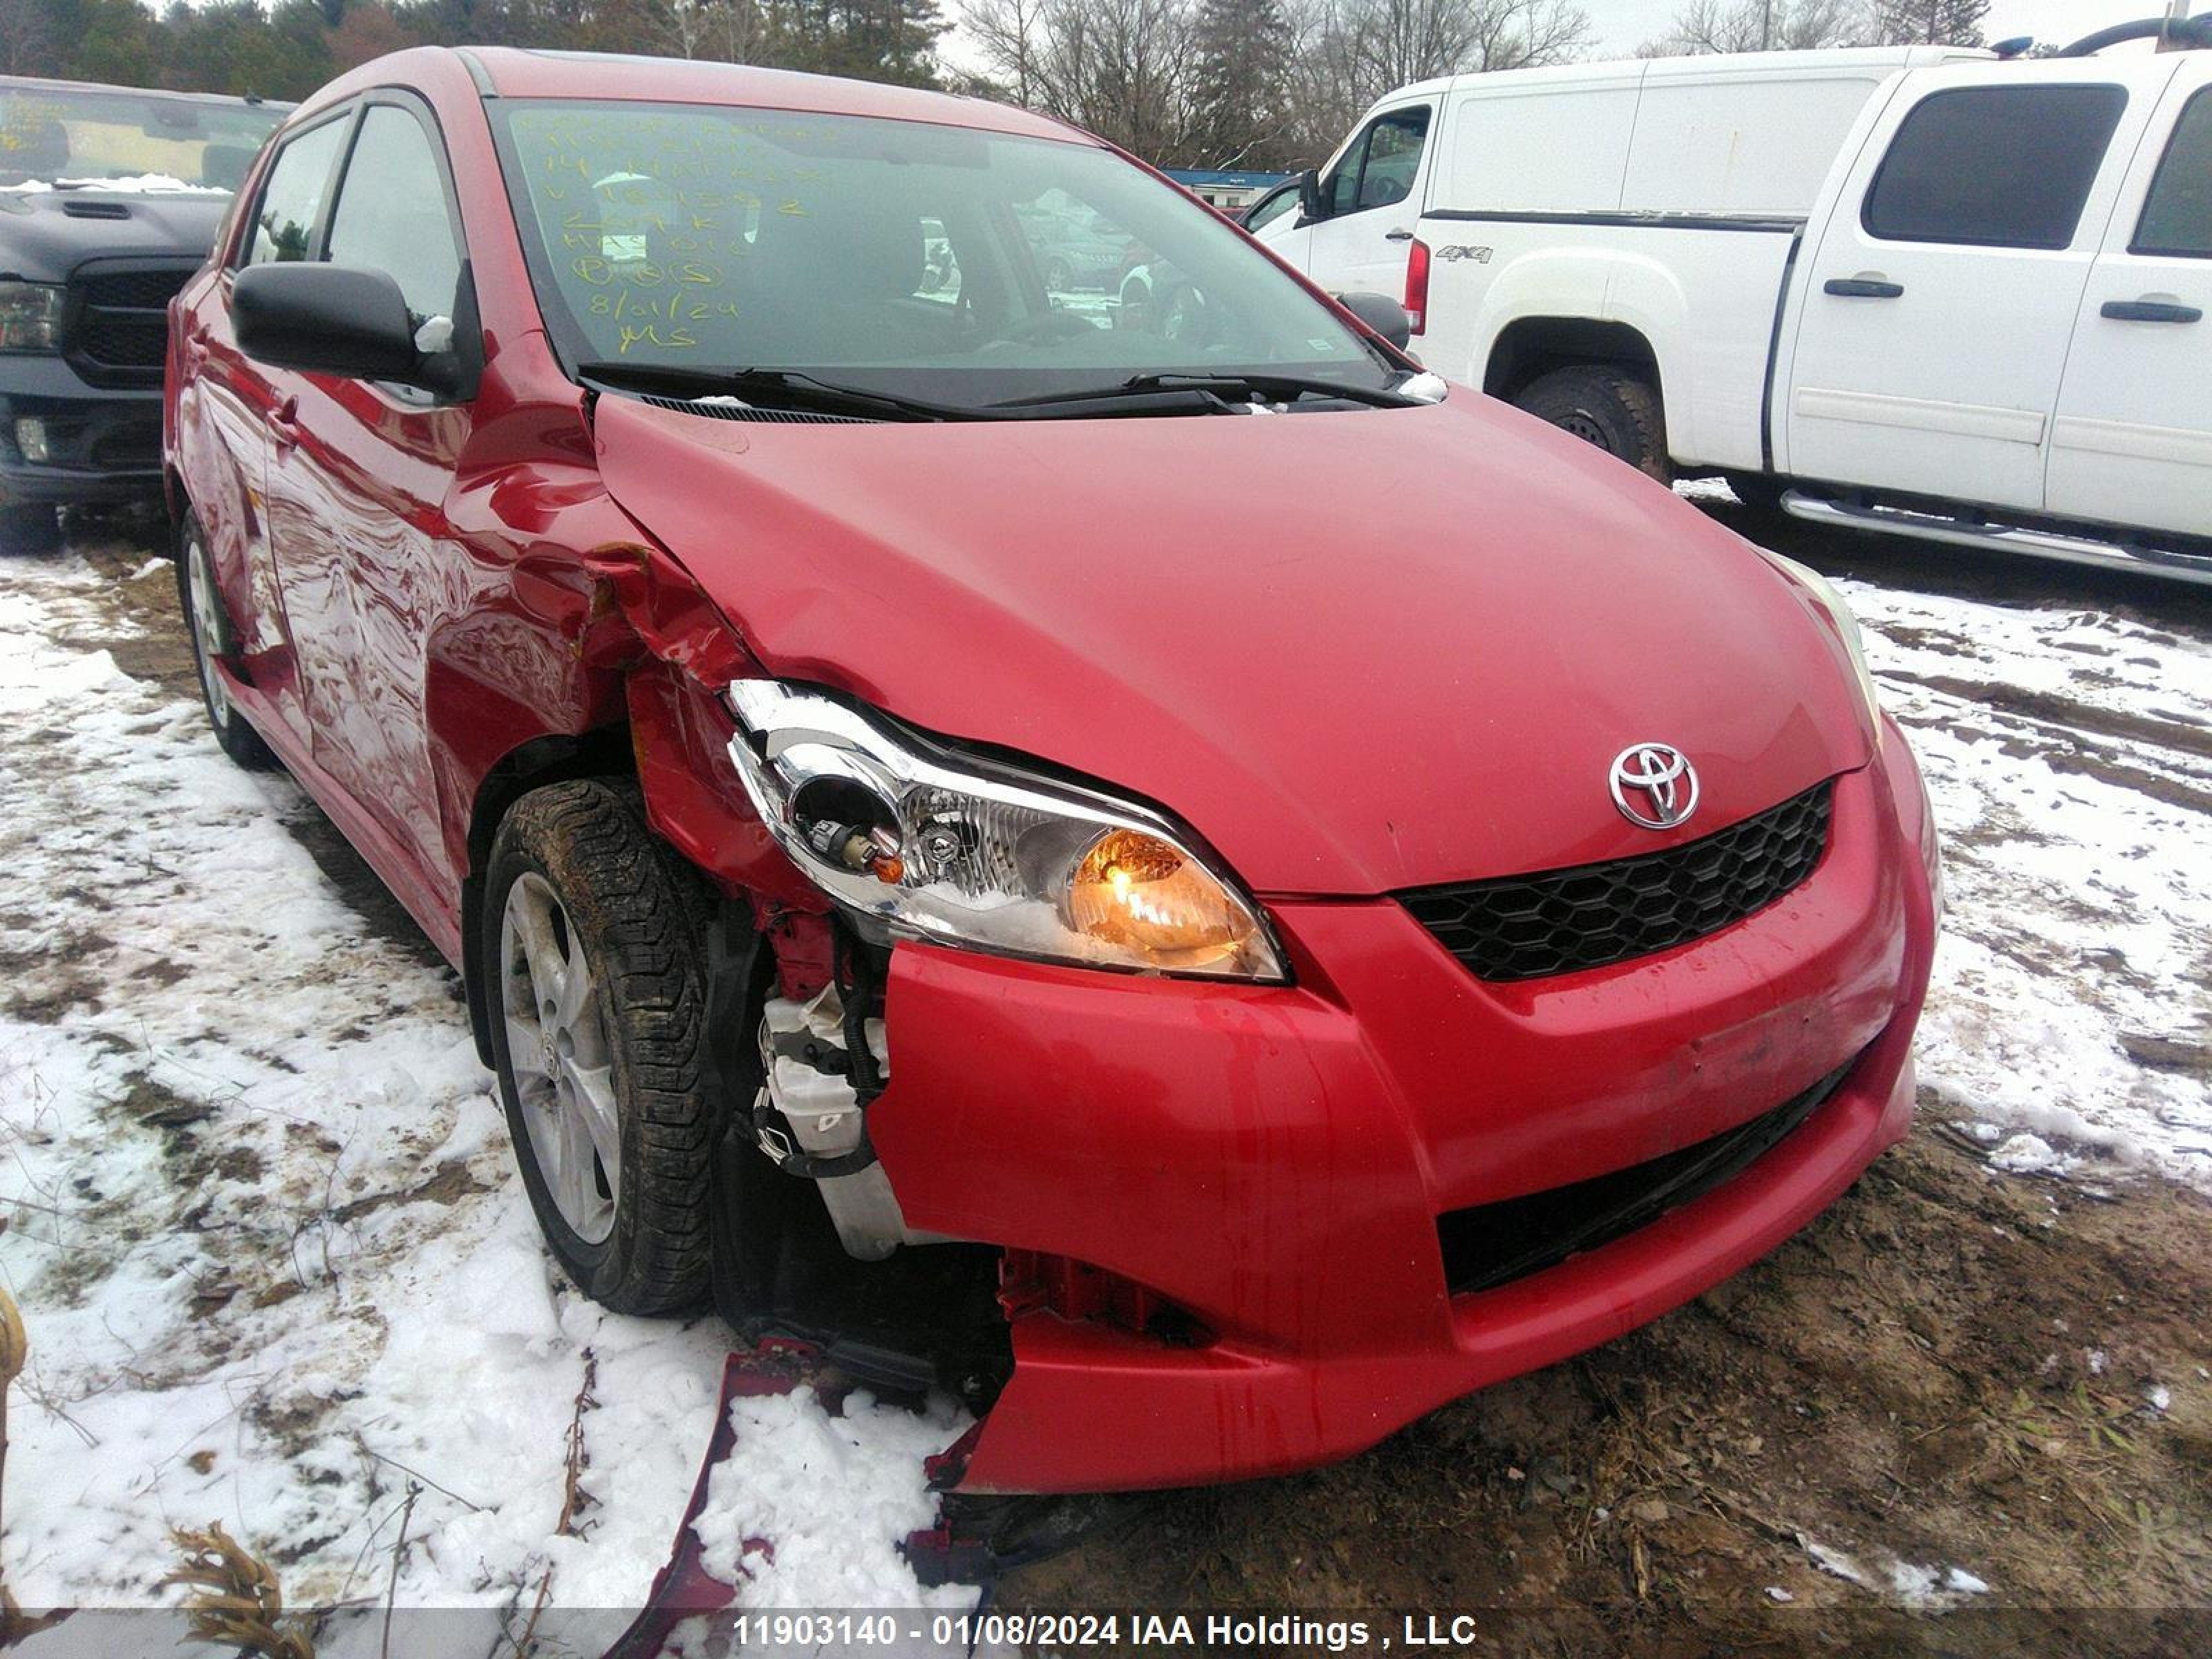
[{"x1": 1068, "y1": 829, "x2": 1255, "y2": 969}]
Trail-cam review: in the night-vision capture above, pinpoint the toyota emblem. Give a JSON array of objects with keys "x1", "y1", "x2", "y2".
[{"x1": 1609, "y1": 744, "x2": 1699, "y2": 830}]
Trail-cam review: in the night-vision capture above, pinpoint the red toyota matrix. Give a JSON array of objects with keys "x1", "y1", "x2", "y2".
[{"x1": 165, "y1": 48, "x2": 1939, "y2": 1496}]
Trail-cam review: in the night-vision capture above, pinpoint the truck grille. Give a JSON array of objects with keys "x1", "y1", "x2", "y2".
[
  {"x1": 1436, "y1": 1053, "x2": 1858, "y2": 1297},
  {"x1": 67, "y1": 264, "x2": 194, "y2": 382},
  {"x1": 1399, "y1": 780, "x2": 1833, "y2": 983}
]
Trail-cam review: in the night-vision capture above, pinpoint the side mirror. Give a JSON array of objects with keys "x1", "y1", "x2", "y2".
[
  {"x1": 1297, "y1": 167, "x2": 1327, "y2": 225},
  {"x1": 234, "y1": 263, "x2": 436, "y2": 388},
  {"x1": 1336, "y1": 290, "x2": 1412, "y2": 351}
]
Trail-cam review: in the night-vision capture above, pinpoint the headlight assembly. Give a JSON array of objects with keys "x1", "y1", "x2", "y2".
[
  {"x1": 724, "y1": 681, "x2": 1284, "y2": 982},
  {"x1": 0, "y1": 282, "x2": 64, "y2": 353},
  {"x1": 1763, "y1": 550, "x2": 1884, "y2": 746}
]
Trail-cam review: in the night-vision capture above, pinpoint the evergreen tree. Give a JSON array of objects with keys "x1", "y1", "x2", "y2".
[{"x1": 1189, "y1": 0, "x2": 1293, "y2": 168}]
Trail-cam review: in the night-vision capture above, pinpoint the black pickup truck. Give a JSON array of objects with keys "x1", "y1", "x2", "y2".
[{"x1": 1, "y1": 77, "x2": 285, "y2": 553}]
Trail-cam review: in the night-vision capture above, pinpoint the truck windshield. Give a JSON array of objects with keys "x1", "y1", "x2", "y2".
[
  {"x1": 0, "y1": 84, "x2": 282, "y2": 192},
  {"x1": 492, "y1": 100, "x2": 1394, "y2": 411}
]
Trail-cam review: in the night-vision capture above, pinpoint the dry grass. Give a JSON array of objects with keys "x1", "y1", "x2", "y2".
[{"x1": 163, "y1": 1522, "x2": 316, "y2": 1659}]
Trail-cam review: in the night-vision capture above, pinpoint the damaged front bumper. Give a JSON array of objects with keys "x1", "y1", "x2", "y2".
[{"x1": 860, "y1": 732, "x2": 1938, "y2": 1492}]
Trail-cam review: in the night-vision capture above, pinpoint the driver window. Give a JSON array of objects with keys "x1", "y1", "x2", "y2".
[
  {"x1": 324, "y1": 104, "x2": 465, "y2": 338},
  {"x1": 1356, "y1": 107, "x2": 1431, "y2": 212}
]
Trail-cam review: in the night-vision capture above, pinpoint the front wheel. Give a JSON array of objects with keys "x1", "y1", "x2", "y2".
[
  {"x1": 1513, "y1": 365, "x2": 1669, "y2": 482},
  {"x1": 482, "y1": 779, "x2": 717, "y2": 1315}
]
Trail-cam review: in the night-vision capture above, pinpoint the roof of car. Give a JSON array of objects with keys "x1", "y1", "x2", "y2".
[
  {"x1": 453, "y1": 47, "x2": 1083, "y2": 143},
  {"x1": 0, "y1": 73, "x2": 291, "y2": 111}
]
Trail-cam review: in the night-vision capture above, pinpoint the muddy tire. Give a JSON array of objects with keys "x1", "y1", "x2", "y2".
[
  {"x1": 1514, "y1": 365, "x2": 1669, "y2": 482},
  {"x1": 482, "y1": 779, "x2": 716, "y2": 1315},
  {"x1": 0, "y1": 504, "x2": 62, "y2": 556},
  {"x1": 177, "y1": 511, "x2": 279, "y2": 770}
]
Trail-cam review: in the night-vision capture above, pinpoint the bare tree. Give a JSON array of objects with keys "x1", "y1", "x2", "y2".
[
  {"x1": 961, "y1": 0, "x2": 1591, "y2": 166},
  {"x1": 965, "y1": 0, "x2": 1049, "y2": 103},
  {"x1": 1871, "y1": 0, "x2": 1985, "y2": 47},
  {"x1": 1275, "y1": 0, "x2": 1593, "y2": 162},
  {"x1": 1640, "y1": 0, "x2": 1869, "y2": 56}
]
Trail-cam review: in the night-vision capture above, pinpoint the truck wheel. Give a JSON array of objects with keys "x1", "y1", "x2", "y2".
[
  {"x1": 178, "y1": 512, "x2": 279, "y2": 771},
  {"x1": 482, "y1": 779, "x2": 716, "y2": 1315},
  {"x1": 0, "y1": 505, "x2": 62, "y2": 556},
  {"x1": 1514, "y1": 366, "x2": 1669, "y2": 482}
]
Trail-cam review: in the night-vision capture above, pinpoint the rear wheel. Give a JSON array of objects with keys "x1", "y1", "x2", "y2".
[
  {"x1": 0, "y1": 504, "x2": 61, "y2": 556},
  {"x1": 1514, "y1": 365, "x2": 1669, "y2": 482},
  {"x1": 482, "y1": 779, "x2": 717, "y2": 1315},
  {"x1": 177, "y1": 512, "x2": 278, "y2": 770}
]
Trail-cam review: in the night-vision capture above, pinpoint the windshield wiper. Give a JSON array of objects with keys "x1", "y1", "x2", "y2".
[
  {"x1": 577, "y1": 360, "x2": 959, "y2": 423},
  {"x1": 991, "y1": 371, "x2": 1418, "y2": 412}
]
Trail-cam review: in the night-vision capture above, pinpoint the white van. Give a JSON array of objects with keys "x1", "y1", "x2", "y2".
[{"x1": 1258, "y1": 47, "x2": 1982, "y2": 317}]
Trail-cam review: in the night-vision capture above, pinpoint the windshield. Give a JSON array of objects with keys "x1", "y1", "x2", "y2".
[
  {"x1": 0, "y1": 84, "x2": 281, "y2": 192},
  {"x1": 491, "y1": 100, "x2": 1392, "y2": 409}
]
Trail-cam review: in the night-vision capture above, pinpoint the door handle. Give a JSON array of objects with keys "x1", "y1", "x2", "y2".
[
  {"x1": 1824, "y1": 278, "x2": 1904, "y2": 299},
  {"x1": 1385, "y1": 228, "x2": 1414, "y2": 242},
  {"x1": 270, "y1": 395, "x2": 302, "y2": 456},
  {"x1": 2101, "y1": 298, "x2": 2202, "y2": 324}
]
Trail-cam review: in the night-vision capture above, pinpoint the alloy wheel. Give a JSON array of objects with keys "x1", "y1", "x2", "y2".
[{"x1": 499, "y1": 872, "x2": 620, "y2": 1244}]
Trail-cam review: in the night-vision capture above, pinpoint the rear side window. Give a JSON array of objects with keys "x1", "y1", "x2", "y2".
[
  {"x1": 325, "y1": 104, "x2": 465, "y2": 326},
  {"x1": 2133, "y1": 88, "x2": 2212, "y2": 257},
  {"x1": 1864, "y1": 85, "x2": 2127, "y2": 250},
  {"x1": 245, "y1": 117, "x2": 348, "y2": 266}
]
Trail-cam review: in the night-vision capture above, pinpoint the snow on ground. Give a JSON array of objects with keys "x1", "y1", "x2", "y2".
[
  {"x1": 0, "y1": 548, "x2": 964, "y2": 1637},
  {"x1": 3, "y1": 521, "x2": 2210, "y2": 1635},
  {"x1": 1836, "y1": 575, "x2": 2212, "y2": 1188}
]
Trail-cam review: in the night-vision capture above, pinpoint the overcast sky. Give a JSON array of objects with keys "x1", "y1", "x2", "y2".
[
  {"x1": 941, "y1": 2, "x2": 2173, "y2": 70},
  {"x1": 1577, "y1": 1, "x2": 2167, "y2": 55}
]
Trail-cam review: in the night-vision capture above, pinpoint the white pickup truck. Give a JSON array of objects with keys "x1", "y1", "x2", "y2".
[{"x1": 1262, "y1": 31, "x2": 2212, "y2": 580}]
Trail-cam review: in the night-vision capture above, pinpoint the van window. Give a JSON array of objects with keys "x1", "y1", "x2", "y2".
[
  {"x1": 2133, "y1": 88, "x2": 2212, "y2": 258},
  {"x1": 1323, "y1": 106, "x2": 1431, "y2": 217},
  {"x1": 1863, "y1": 85, "x2": 2127, "y2": 250},
  {"x1": 1447, "y1": 84, "x2": 1637, "y2": 214},
  {"x1": 1243, "y1": 182, "x2": 1300, "y2": 232}
]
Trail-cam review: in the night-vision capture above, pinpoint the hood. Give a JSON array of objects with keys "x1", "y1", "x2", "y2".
[
  {"x1": 594, "y1": 392, "x2": 1873, "y2": 897},
  {"x1": 0, "y1": 189, "x2": 230, "y2": 282}
]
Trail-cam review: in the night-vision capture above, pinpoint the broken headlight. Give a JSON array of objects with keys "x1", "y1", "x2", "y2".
[{"x1": 724, "y1": 681, "x2": 1284, "y2": 982}]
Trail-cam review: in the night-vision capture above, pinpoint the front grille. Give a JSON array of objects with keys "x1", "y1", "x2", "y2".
[
  {"x1": 75, "y1": 270, "x2": 186, "y2": 310},
  {"x1": 1400, "y1": 781, "x2": 1833, "y2": 983},
  {"x1": 67, "y1": 264, "x2": 194, "y2": 381},
  {"x1": 1436, "y1": 1055, "x2": 1858, "y2": 1297}
]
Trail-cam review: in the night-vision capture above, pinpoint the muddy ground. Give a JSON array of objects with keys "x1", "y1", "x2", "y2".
[
  {"x1": 9, "y1": 507, "x2": 2212, "y2": 1657},
  {"x1": 1007, "y1": 511, "x2": 2212, "y2": 1656}
]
